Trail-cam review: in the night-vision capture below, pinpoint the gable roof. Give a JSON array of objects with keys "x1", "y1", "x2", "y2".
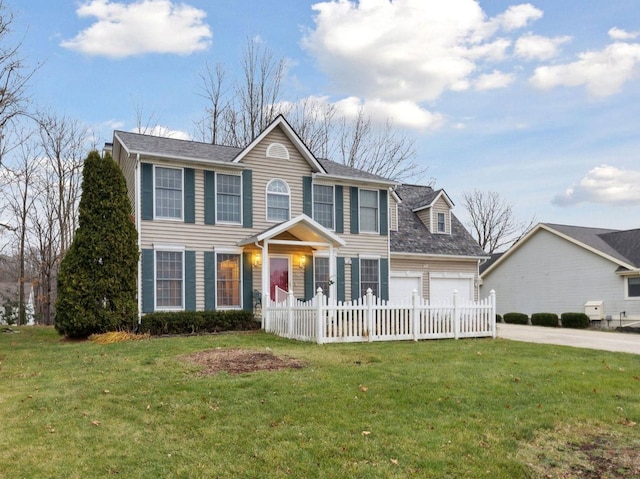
[
  {"x1": 481, "y1": 222, "x2": 640, "y2": 277},
  {"x1": 391, "y1": 184, "x2": 487, "y2": 258},
  {"x1": 231, "y1": 115, "x2": 326, "y2": 173},
  {"x1": 238, "y1": 214, "x2": 346, "y2": 248},
  {"x1": 113, "y1": 116, "x2": 395, "y2": 186}
]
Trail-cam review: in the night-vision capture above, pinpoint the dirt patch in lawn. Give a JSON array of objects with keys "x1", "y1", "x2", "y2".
[
  {"x1": 518, "y1": 423, "x2": 640, "y2": 478},
  {"x1": 181, "y1": 348, "x2": 304, "y2": 375}
]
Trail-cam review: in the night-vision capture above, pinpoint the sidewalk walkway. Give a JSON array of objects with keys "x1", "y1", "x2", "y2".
[{"x1": 496, "y1": 323, "x2": 640, "y2": 355}]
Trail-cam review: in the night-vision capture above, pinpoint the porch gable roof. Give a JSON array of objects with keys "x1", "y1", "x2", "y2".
[{"x1": 238, "y1": 214, "x2": 346, "y2": 248}]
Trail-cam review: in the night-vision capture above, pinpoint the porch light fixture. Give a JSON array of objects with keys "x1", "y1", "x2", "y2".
[
  {"x1": 253, "y1": 253, "x2": 261, "y2": 267},
  {"x1": 298, "y1": 255, "x2": 306, "y2": 269}
]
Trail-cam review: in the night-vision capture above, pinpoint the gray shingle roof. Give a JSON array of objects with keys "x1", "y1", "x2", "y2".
[
  {"x1": 544, "y1": 223, "x2": 640, "y2": 267},
  {"x1": 391, "y1": 184, "x2": 486, "y2": 257},
  {"x1": 115, "y1": 130, "x2": 242, "y2": 163},
  {"x1": 316, "y1": 158, "x2": 395, "y2": 183}
]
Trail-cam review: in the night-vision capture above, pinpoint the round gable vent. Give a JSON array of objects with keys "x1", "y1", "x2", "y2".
[{"x1": 266, "y1": 142, "x2": 290, "y2": 160}]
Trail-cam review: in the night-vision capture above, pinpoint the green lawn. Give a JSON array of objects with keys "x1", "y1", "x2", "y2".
[{"x1": 1, "y1": 326, "x2": 639, "y2": 478}]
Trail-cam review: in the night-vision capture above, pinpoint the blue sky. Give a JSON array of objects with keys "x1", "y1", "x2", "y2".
[{"x1": 13, "y1": 0, "x2": 640, "y2": 231}]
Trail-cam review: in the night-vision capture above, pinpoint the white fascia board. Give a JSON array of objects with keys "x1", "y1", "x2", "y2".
[{"x1": 312, "y1": 172, "x2": 397, "y2": 188}]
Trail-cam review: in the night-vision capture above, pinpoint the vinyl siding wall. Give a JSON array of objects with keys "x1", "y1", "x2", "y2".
[
  {"x1": 128, "y1": 126, "x2": 391, "y2": 310},
  {"x1": 481, "y1": 229, "x2": 640, "y2": 318}
]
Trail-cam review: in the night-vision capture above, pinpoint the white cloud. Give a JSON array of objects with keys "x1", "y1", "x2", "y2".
[
  {"x1": 303, "y1": 0, "x2": 543, "y2": 123},
  {"x1": 493, "y1": 3, "x2": 543, "y2": 31},
  {"x1": 553, "y1": 165, "x2": 640, "y2": 206},
  {"x1": 530, "y1": 42, "x2": 640, "y2": 97},
  {"x1": 609, "y1": 27, "x2": 640, "y2": 40},
  {"x1": 514, "y1": 33, "x2": 571, "y2": 60},
  {"x1": 133, "y1": 125, "x2": 191, "y2": 140},
  {"x1": 474, "y1": 70, "x2": 515, "y2": 90},
  {"x1": 61, "y1": 0, "x2": 212, "y2": 58}
]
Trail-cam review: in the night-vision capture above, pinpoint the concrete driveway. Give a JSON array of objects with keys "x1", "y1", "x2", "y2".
[{"x1": 496, "y1": 323, "x2": 640, "y2": 355}]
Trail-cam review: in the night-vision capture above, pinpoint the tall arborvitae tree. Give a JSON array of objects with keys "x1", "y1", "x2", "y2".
[{"x1": 55, "y1": 151, "x2": 138, "y2": 338}]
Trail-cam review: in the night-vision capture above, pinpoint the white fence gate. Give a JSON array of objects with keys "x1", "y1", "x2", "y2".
[{"x1": 264, "y1": 288, "x2": 496, "y2": 344}]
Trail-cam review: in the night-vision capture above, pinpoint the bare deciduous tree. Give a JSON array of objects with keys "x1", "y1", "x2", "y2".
[
  {"x1": 36, "y1": 111, "x2": 88, "y2": 255},
  {"x1": 193, "y1": 61, "x2": 229, "y2": 144},
  {"x1": 0, "y1": 0, "x2": 37, "y2": 166},
  {"x1": 463, "y1": 189, "x2": 536, "y2": 254},
  {"x1": 5, "y1": 130, "x2": 39, "y2": 324}
]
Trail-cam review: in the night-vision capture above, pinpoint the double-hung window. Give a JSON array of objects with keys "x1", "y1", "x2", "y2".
[
  {"x1": 313, "y1": 184, "x2": 334, "y2": 229},
  {"x1": 216, "y1": 174, "x2": 241, "y2": 223},
  {"x1": 359, "y1": 190, "x2": 379, "y2": 233},
  {"x1": 314, "y1": 256, "x2": 331, "y2": 297},
  {"x1": 437, "y1": 212, "x2": 446, "y2": 233},
  {"x1": 628, "y1": 277, "x2": 640, "y2": 298},
  {"x1": 217, "y1": 253, "x2": 241, "y2": 307},
  {"x1": 156, "y1": 250, "x2": 183, "y2": 309},
  {"x1": 360, "y1": 258, "x2": 379, "y2": 297},
  {"x1": 155, "y1": 167, "x2": 182, "y2": 219},
  {"x1": 266, "y1": 179, "x2": 290, "y2": 221}
]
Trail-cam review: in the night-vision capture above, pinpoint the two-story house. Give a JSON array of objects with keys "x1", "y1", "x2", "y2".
[{"x1": 110, "y1": 115, "x2": 486, "y2": 317}]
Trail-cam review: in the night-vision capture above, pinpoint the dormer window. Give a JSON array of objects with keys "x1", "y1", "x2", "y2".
[
  {"x1": 437, "y1": 212, "x2": 446, "y2": 233},
  {"x1": 266, "y1": 179, "x2": 290, "y2": 221}
]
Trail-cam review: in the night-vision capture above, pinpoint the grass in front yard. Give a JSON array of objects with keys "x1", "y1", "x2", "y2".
[{"x1": 1, "y1": 326, "x2": 639, "y2": 478}]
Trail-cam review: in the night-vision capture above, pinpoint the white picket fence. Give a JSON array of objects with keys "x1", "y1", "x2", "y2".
[{"x1": 263, "y1": 288, "x2": 496, "y2": 344}]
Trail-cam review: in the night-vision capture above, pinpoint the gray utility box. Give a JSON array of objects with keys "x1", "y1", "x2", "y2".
[{"x1": 584, "y1": 300, "x2": 604, "y2": 320}]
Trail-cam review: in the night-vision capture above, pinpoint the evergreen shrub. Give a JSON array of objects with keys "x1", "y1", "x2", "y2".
[
  {"x1": 140, "y1": 310, "x2": 257, "y2": 335},
  {"x1": 531, "y1": 312, "x2": 559, "y2": 327},
  {"x1": 561, "y1": 312, "x2": 590, "y2": 329},
  {"x1": 503, "y1": 312, "x2": 528, "y2": 325}
]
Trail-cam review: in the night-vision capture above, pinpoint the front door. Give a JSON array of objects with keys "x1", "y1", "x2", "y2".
[{"x1": 270, "y1": 257, "x2": 290, "y2": 302}]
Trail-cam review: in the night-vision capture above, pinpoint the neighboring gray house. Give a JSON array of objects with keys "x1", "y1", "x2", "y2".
[{"x1": 480, "y1": 223, "x2": 640, "y2": 325}]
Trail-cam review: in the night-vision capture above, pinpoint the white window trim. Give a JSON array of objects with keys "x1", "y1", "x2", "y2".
[
  {"x1": 359, "y1": 188, "x2": 379, "y2": 234},
  {"x1": 265, "y1": 178, "x2": 291, "y2": 223},
  {"x1": 312, "y1": 183, "x2": 335, "y2": 230},
  {"x1": 153, "y1": 165, "x2": 183, "y2": 221},
  {"x1": 215, "y1": 251, "x2": 243, "y2": 310},
  {"x1": 625, "y1": 276, "x2": 640, "y2": 300},
  {"x1": 154, "y1": 245, "x2": 185, "y2": 311},
  {"x1": 215, "y1": 172, "x2": 243, "y2": 225},
  {"x1": 359, "y1": 256, "x2": 380, "y2": 297}
]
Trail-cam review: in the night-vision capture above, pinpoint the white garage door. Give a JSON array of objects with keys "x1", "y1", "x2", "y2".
[
  {"x1": 389, "y1": 274, "x2": 421, "y2": 303},
  {"x1": 430, "y1": 277, "x2": 474, "y2": 303}
]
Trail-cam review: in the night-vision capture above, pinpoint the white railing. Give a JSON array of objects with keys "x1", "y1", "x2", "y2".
[{"x1": 264, "y1": 288, "x2": 496, "y2": 344}]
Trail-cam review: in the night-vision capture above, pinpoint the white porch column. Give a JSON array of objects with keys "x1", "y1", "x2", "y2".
[
  {"x1": 328, "y1": 245, "x2": 336, "y2": 302},
  {"x1": 262, "y1": 240, "x2": 270, "y2": 306}
]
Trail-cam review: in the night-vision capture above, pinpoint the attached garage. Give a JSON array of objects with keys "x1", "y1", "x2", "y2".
[
  {"x1": 429, "y1": 273, "x2": 475, "y2": 303},
  {"x1": 389, "y1": 272, "x2": 422, "y2": 303}
]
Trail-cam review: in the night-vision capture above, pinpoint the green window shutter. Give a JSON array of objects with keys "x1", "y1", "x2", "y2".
[
  {"x1": 185, "y1": 251, "x2": 196, "y2": 311},
  {"x1": 304, "y1": 255, "x2": 314, "y2": 300},
  {"x1": 350, "y1": 187, "x2": 359, "y2": 234},
  {"x1": 141, "y1": 163, "x2": 153, "y2": 220},
  {"x1": 335, "y1": 185, "x2": 344, "y2": 233},
  {"x1": 184, "y1": 168, "x2": 195, "y2": 223},
  {"x1": 204, "y1": 251, "x2": 216, "y2": 310},
  {"x1": 141, "y1": 249, "x2": 154, "y2": 313},
  {"x1": 336, "y1": 257, "x2": 345, "y2": 302},
  {"x1": 303, "y1": 176, "x2": 312, "y2": 217},
  {"x1": 242, "y1": 170, "x2": 253, "y2": 228},
  {"x1": 351, "y1": 257, "x2": 360, "y2": 301},
  {"x1": 204, "y1": 171, "x2": 215, "y2": 225},
  {"x1": 380, "y1": 258, "x2": 389, "y2": 301},
  {"x1": 379, "y1": 189, "x2": 388, "y2": 236},
  {"x1": 242, "y1": 253, "x2": 253, "y2": 311}
]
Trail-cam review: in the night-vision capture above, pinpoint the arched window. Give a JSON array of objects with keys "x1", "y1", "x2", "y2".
[{"x1": 266, "y1": 179, "x2": 290, "y2": 221}]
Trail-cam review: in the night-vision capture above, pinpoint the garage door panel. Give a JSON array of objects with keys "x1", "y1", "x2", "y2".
[{"x1": 430, "y1": 277, "x2": 473, "y2": 303}]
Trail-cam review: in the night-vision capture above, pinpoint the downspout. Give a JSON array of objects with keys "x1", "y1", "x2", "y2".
[
  {"x1": 135, "y1": 153, "x2": 142, "y2": 327},
  {"x1": 254, "y1": 241, "x2": 265, "y2": 326}
]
